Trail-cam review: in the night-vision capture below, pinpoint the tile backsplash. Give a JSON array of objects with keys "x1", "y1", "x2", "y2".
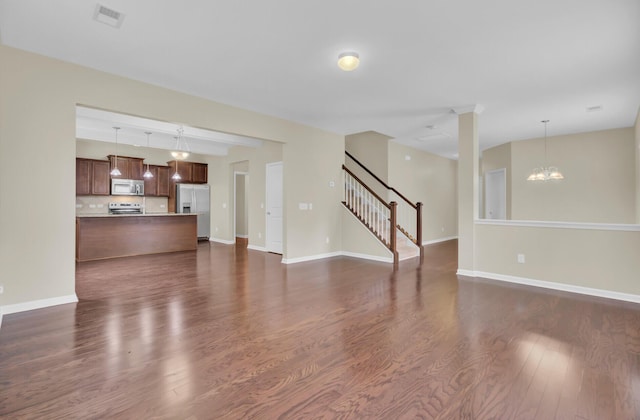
[{"x1": 76, "y1": 196, "x2": 169, "y2": 215}]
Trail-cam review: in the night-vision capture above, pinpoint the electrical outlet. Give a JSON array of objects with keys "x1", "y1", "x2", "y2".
[
  {"x1": 258, "y1": 232, "x2": 262, "y2": 239},
  {"x1": 222, "y1": 203, "x2": 227, "y2": 209},
  {"x1": 0, "y1": 284, "x2": 4, "y2": 294},
  {"x1": 325, "y1": 237, "x2": 330, "y2": 244},
  {"x1": 517, "y1": 254, "x2": 525, "y2": 264},
  {"x1": 329, "y1": 181, "x2": 335, "y2": 187},
  {"x1": 160, "y1": 204, "x2": 166, "y2": 208},
  {"x1": 441, "y1": 227, "x2": 445, "y2": 232},
  {"x1": 215, "y1": 227, "x2": 219, "y2": 232},
  {"x1": 308, "y1": 203, "x2": 313, "y2": 210}
]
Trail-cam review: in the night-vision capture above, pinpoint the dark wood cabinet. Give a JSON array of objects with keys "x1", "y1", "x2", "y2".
[
  {"x1": 76, "y1": 158, "x2": 110, "y2": 196},
  {"x1": 157, "y1": 166, "x2": 170, "y2": 196},
  {"x1": 167, "y1": 161, "x2": 207, "y2": 184},
  {"x1": 143, "y1": 165, "x2": 171, "y2": 197},
  {"x1": 108, "y1": 155, "x2": 144, "y2": 180},
  {"x1": 192, "y1": 163, "x2": 208, "y2": 184}
]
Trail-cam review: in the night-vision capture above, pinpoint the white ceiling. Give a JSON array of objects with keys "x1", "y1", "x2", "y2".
[{"x1": 1, "y1": 0, "x2": 639, "y2": 159}]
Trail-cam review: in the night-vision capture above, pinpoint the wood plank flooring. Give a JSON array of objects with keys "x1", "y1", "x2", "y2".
[{"x1": 1, "y1": 240, "x2": 639, "y2": 419}]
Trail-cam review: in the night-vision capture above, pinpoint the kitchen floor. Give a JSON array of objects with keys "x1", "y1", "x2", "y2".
[{"x1": 1, "y1": 240, "x2": 639, "y2": 419}]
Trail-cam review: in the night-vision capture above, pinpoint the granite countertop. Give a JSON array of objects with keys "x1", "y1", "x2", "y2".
[{"x1": 76, "y1": 213, "x2": 195, "y2": 218}]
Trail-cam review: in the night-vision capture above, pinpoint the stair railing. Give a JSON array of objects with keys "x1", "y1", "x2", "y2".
[
  {"x1": 344, "y1": 151, "x2": 423, "y2": 257},
  {"x1": 342, "y1": 165, "x2": 398, "y2": 263}
]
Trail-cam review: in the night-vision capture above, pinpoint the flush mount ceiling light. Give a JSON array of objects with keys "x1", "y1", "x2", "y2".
[
  {"x1": 143, "y1": 132, "x2": 154, "y2": 179},
  {"x1": 527, "y1": 120, "x2": 564, "y2": 182},
  {"x1": 337, "y1": 52, "x2": 360, "y2": 71},
  {"x1": 170, "y1": 127, "x2": 190, "y2": 160},
  {"x1": 110, "y1": 127, "x2": 122, "y2": 176}
]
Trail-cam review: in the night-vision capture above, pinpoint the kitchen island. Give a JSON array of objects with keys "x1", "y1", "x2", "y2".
[{"x1": 76, "y1": 213, "x2": 197, "y2": 262}]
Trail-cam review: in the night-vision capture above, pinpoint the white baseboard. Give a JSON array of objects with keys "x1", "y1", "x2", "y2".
[
  {"x1": 282, "y1": 252, "x2": 342, "y2": 264},
  {"x1": 341, "y1": 251, "x2": 393, "y2": 263},
  {"x1": 458, "y1": 270, "x2": 640, "y2": 304},
  {"x1": 235, "y1": 235, "x2": 249, "y2": 239},
  {"x1": 209, "y1": 237, "x2": 235, "y2": 245},
  {"x1": 456, "y1": 269, "x2": 476, "y2": 277},
  {"x1": 247, "y1": 245, "x2": 267, "y2": 252},
  {"x1": 0, "y1": 294, "x2": 79, "y2": 316},
  {"x1": 423, "y1": 236, "x2": 458, "y2": 246}
]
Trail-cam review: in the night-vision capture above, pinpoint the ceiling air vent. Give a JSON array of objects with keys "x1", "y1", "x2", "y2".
[{"x1": 93, "y1": 4, "x2": 125, "y2": 28}]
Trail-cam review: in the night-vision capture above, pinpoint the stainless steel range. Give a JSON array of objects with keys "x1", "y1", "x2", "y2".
[{"x1": 108, "y1": 202, "x2": 142, "y2": 215}]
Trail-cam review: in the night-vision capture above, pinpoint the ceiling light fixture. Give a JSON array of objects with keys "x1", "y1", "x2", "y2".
[
  {"x1": 337, "y1": 52, "x2": 360, "y2": 71},
  {"x1": 171, "y1": 137, "x2": 182, "y2": 181},
  {"x1": 171, "y1": 127, "x2": 190, "y2": 160},
  {"x1": 527, "y1": 120, "x2": 564, "y2": 182},
  {"x1": 143, "y1": 132, "x2": 154, "y2": 179},
  {"x1": 110, "y1": 127, "x2": 122, "y2": 176}
]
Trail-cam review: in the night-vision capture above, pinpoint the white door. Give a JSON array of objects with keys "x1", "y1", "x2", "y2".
[
  {"x1": 485, "y1": 168, "x2": 506, "y2": 220},
  {"x1": 266, "y1": 162, "x2": 283, "y2": 254}
]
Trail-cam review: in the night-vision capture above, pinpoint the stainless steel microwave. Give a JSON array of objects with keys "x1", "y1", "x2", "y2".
[{"x1": 111, "y1": 179, "x2": 144, "y2": 196}]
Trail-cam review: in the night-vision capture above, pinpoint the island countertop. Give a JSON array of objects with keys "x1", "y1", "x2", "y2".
[
  {"x1": 76, "y1": 212, "x2": 193, "y2": 218},
  {"x1": 76, "y1": 213, "x2": 197, "y2": 262}
]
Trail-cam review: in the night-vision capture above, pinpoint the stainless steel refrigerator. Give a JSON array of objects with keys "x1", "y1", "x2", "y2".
[{"x1": 176, "y1": 184, "x2": 210, "y2": 239}]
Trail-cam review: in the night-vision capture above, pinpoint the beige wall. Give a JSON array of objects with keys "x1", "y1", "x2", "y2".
[
  {"x1": 345, "y1": 131, "x2": 391, "y2": 183},
  {"x1": 341, "y1": 208, "x2": 393, "y2": 261},
  {"x1": 511, "y1": 128, "x2": 635, "y2": 223},
  {"x1": 388, "y1": 142, "x2": 458, "y2": 242},
  {"x1": 0, "y1": 44, "x2": 343, "y2": 308},
  {"x1": 475, "y1": 223, "x2": 640, "y2": 296},
  {"x1": 208, "y1": 142, "x2": 283, "y2": 248},
  {"x1": 635, "y1": 109, "x2": 640, "y2": 223},
  {"x1": 481, "y1": 142, "x2": 511, "y2": 219}
]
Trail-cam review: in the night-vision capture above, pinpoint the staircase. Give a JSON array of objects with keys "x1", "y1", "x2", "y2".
[{"x1": 342, "y1": 152, "x2": 423, "y2": 264}]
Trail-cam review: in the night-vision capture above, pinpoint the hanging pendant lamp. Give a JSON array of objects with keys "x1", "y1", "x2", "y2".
[
  {"x1": 110, "y1": 127, "x2": 122, "y2": 176},
  {"x1": 527, "y1": 120, "x2": 564, "y2": 182},
  {"x1": 143, "y1": 132, "x2": 154, "y2": 179},
  {"x1": 170, "y1": 127, "x2": 190, "y2": 160},
  {"x1": 171, "y1": 137, "x2": 182, "y2": 181}
]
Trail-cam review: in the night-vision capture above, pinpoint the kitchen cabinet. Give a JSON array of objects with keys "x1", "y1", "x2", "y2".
[
  {"x1": 108, "y1": 155, "x2": 144, "y2": 180},
  {"x1": 143, "y1": 165, "x2": 171, "y2": 197},
  {"x1": 192, "y1": 162, "x2": 208, "y2": 184},
  {"x1": 76, "y1": 158, "x2": 110, "y2": 195},
  {"x1": 167, "y1": 161, "x2": 208, "y2": 184}
]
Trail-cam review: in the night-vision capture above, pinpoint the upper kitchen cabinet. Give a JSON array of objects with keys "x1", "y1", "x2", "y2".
[
  {"x1": 167, "y1": 161, "x2": 208, "y2": 184},
  {"x1": 76, "y1": 158, "x2": 110, "y2": 195},
  {"x1": 144, "y1": 165, "x2": 171, "y2": 197},
  {"x1": 192, "y1": 162, "x2": 208, "y2": 184},
  {"x1": 108, "y1": 155, "x2": 144, "y2": 180}
]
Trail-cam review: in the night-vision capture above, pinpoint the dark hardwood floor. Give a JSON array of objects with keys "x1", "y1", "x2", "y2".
[{"x1": 1, "y1": 240, "x2": 639, "y2": 419}]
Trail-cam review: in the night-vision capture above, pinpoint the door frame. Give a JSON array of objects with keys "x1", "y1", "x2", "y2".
[
  {"x1": 484, "y1": 168, "x2": 507, "y2": 220},
  {"x1": 265, "y1": 161, "x2": 283, "y2": 254}
]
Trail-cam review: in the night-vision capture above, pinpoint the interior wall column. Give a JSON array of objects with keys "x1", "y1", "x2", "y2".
[{"x1": 455, "y1": 105, "x2": 483, "y2": 275}]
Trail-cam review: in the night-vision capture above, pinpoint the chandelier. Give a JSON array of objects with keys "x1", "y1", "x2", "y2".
[
  {"x1": 170, "y1": 127, "x2": 190, "y2": 160},
  {"x1": 527, "y1": 120, "x2": 564, "y2": 182}
]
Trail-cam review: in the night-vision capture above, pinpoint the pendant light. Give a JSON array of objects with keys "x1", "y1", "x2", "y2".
[
  {"x1": 171, "y1": 137, "x2": 182, "y2": 181},
  {"x1": 170, "y1": 127, "x2": 190, "y2": 160},
  {"x1": 527, "y1": 120, "x2": 564, "y2": 182},
  {"x1": 143, "y1": 132, "x2": 154, "y2": 179},
  {"x1": 110, "y1": 127, "x2": 122, "y2": 176}
]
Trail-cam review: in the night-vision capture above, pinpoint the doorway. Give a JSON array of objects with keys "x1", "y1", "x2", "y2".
[
  {"x1": 234, "y1": 172, "x2": 249, "y2": 247},
  {"x1": 484, "y1": 168, "x2": 506, "y2": 220},
  {"x1": 265, "y1": 162, "x2": 283, "y2": 254}
]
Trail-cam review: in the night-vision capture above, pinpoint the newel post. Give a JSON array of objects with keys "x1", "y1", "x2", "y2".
[
  {"x1": 390, "y1": 201, "x2": 398, "y2": 265},
  {"x1": 416, "y1": 202, "x2": 423, "y2": 260}
]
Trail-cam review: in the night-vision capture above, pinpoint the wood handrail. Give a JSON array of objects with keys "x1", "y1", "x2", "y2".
[
  {"x1": 345, "y1": 151, "x2": 418, "y2": 210},
  {"x1": 342, "y1": 165, "x2": 391, "y2": 210}
]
